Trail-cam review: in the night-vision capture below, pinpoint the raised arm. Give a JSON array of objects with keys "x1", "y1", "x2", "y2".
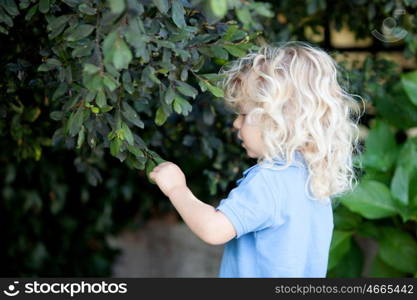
[{"x1": 149, "y1": 162, "x2": 236, "y2": 245}]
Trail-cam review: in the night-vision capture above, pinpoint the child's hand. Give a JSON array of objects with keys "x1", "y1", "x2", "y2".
[{"x1": 149, "y1": 161, "x2": 187, "y2": 198}]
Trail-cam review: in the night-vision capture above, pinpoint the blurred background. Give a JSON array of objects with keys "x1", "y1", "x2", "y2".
[{"x1": 1, "y1": 0, "x2": 417, "y2": 277}]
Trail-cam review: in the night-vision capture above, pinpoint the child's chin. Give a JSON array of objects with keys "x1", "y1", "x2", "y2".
[
  {"x1": 245, "y1": 149, "x2": 255, "y2": 158},
  {"x1": 245, "y1": 149, "x2": 261, "y2": 159}
]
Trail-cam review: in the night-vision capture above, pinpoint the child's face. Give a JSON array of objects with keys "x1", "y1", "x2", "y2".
[{"x1": 233, "y1": 104, "x2": 266, "y2": 159}]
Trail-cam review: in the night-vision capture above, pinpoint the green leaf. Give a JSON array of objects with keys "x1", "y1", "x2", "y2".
[
  {"x1": 0, "y1": 8, "x2": 13, "y2": 27},
  {"x1": 76, "y1": 125, "x2": 85, "y2": 149},
  {"x1": 199, "y1": 80, "x2": 224, "y2": 97},
  {"x1": 401, "y1": 71, "x2": 417, "y2": 106},
  {"x1": 127, "y1": 145, "x2": 145, "y2": 158},
  {"x1": 156, "y1": 40, "x2": 175, "y2": 49},
  {"x1": 152, "y1": 0, "x2": 169, "y2": 14},
  {"x1": 126, "y1": 35, "x2": 150, "y2": 61},
  {"x1": 112, "y1": 37, "x2": 132, "y2": 69},
  {"x1": 373, "y1": 82, "x2": 417, "y2": 130},
  {"x1": 209, "y1": 0, "x2": 228, "y2": 18},
  {"x1": 390, "y1": 165, "x2": 409, "y2": 206},
  {"x1": 48, "y1": 23, "x2": 67, "y2": 39},
  {"x1": 236, "y1": 7, "x2": 252, "y2": 25},
  {"x1": 0, "y1": 0, "x2": 19, "y2": 16},
  {"x1": 153, "y1": 155, "x2": 166, "y2": 165},
  {"x1": 121, "y1": 122, "x2": 134, "y2": 145},
  {"x1": 67, "y1": 108, "x2": 85, "y2": 137},
  {"x1": 83, "y1": 74, "x2": 103, "y2": 91},
  {"x1": 38, "y1": 63, "x2": 56, "y2": 72},
  {"x1": 102, "y1": 74, "x2": 118, "y2": 92},
  {"x1": 122, "y1": 71, "x2": 134, "y2": 94},
  {"x1": 95, "y1": 89, "x2": 106, "y2": 108},
  {"x1": 100, "y1": 105, "x2": 113, "y2": 113},
  {"x1": 24, "y1": 107, "x2": 41, "y2": 122},
  {"x1": 390, "y1": 139, "x2": 417, "y2": 220},
  {"x1": 175, "y1": 81, "x2": 198, "y2": 99},
  {"x1": 201, "y1": 73, "x2": 224, "y2": 81},
  {"x1": 333, "y1": 205, "x2": 362, "y2": 231},
  {"x1": 37, "y1": 59, "x2": 61, "y2": 72},
  {"x1": 210, "y1": 45, "x2": 229, "y2": 59},
  {"x1": 378, "y1": 227, "x2": 417, "y2": 274},
  {"x1": 83, "y1": 63, "x2": 100, "y2": 75},
  {"x1": 47, "y1": 58, "x2": 61, "y2": 67},
  {"x1": 368, "y1": 255, "x2": 407, "y2": 277},
  {"x1": 339, "y1": 180, "x2": 398, "y2": 219},
  {"x1": 102, "y1": 31, "x2": 117, "y2": 56},
  {"x1": 145, "y1": 158, "x2": 157, "y2": 184},
  {"x1": 327, "y1": 239, "x2": 363, "y2": 277},
  {"x1": 110, "y1": 138, "x2": 122, "y2": 156},
  {"x1": 107, "y1": 0, "x2": 125, "y2": 14},
  {"x1": 39, "y1": 0, "x2": 49, "y2": 13},
  {"x1": 65, "y1": 24, "x2": 95, "y2": 42},
  {"x1": 173, "y1": 99, "x2": 182, "y2": 114},
  {"x1": 47, "y1": 15, "x2": 71, "y2": 32},
  {"x1": 122, "y1": 102, "x2": 144, "y2": 129},
  {"x1": 197, "y1": 46, "x2": 214, "y2": 57},
  {"x1": 143, "y1": 66, "x2": 161, "y2": 85},
  {"x1": 223, "y1": 44, "x2": 247, "y2": 57},
  {"x1": 107, "y1": 131, "x2": 116, "y2": 140},
  {"x1": 171, "y1": 1, "x2": 186, "y2": 28},
  {"x1": 173, "y1": 95, "x2": 192, "y2": 116},
  {"x1": 164, "y1": 86, "x2": 176, "y2": 104},
  {"x1": 154, "y1": 107, "x2": 168, "y2": 126},
  {"x1": 78, "y1": 3, "x2": 97, "y2": 15},
  {"x1": 50, "y1": 111, "x2": 63, "y2": 121},
  {"x1": 253, "y1": 3, "x2": 274, "y2": 17},
  {"x1": 327, "y1": 230, "x2": 353, "y2": 270},
  {"x1": 115, "y1": 110, "x2": 122, "y2": 130},
  {"x1": 362, "y1": 120, "x2": 398, "y2": 172},
  {"x1": 356, "y1": 221, "x2": 380, "y2": 239},
  {"x1": 222, "y1": 25, "x2": 238, "y2": 41},
  {"x1": 72, "y1": 42, "x2": 94, "y2": 58},
  {"x1": 25, "y1": 4, "x2": 37, "y2": 21}
]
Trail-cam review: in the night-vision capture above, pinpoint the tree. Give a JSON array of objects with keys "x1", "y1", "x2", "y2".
[{"x1": 0, "y1": 0, "x2": 273, "y2": 276}]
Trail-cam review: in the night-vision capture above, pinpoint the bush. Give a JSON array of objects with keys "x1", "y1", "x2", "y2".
[
  {"x1": 0, "y1": 0, "x2": 274, "y2": 276},
  {"x1": 1, "y1": 0, "x2": 417, "y2": 277}
]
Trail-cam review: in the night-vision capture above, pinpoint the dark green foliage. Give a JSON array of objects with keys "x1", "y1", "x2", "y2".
[
  {"x1": 1, "y1": 0, "x2": 417, "y2": 277},
  {"x1": 0, "y1": 0, "x2": 272, "y2": 276}
]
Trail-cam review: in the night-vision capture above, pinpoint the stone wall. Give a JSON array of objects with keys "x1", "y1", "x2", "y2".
[{"x1": 109, "y1": 212, "x2": 224, "y2": 277}]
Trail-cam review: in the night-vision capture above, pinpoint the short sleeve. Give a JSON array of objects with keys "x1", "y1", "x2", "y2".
[{"x1": 215, "y1": 168, "x2": 277, "y2": 239}]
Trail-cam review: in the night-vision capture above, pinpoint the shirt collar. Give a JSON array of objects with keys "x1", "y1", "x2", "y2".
[
  {"x1": 268, "y1": 150, "x2": 307, "y2": 167},
  {"x1": 242, "y1": 164, "x2": 258, "y2": 176},
  {"x1": 242, "y1": 150, "x2": 306, "y2": 177}
]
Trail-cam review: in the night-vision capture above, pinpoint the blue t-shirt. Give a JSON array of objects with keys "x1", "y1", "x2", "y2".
[{"x1": 215, "y1": 151, "x2": 334, "y2": 278}]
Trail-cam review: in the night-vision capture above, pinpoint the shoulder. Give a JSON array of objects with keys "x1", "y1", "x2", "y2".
[
  {"x1": 239, "y1": 165, "x2": 280, "y2": 197},
  {"x1": 240, "y1": 163, "x2": 285, "y2": 185},
  {"x1": 238, "y1": 161, "x2": 300, "y2": 189},
  {"x1": 240, "y1": 164, "x2": 266, "y2": 183},
  {"x1": 238, "y1": 164, "x2": 284, "y2": 224},
  {"x1": 244, "y1": 163, "x2": 289, "y2": 203}
]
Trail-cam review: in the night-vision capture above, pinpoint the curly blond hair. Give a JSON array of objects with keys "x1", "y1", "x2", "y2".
[{"x1": 220, "y1": 41, "x2": 365, "y2": 204}]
